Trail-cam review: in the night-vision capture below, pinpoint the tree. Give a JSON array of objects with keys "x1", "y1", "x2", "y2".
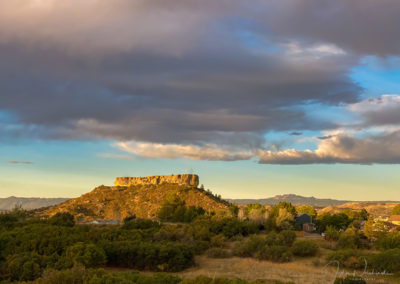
[
  {"x1": 246, "y1": 204, "x2": 267, "y2": 225},
  {"x1": 65, "y1": 242, "x2": 106, "y2": 268},
  {"x1": 49, "y1": 212, "x2": 75, "y2": 227},
  {"x1": 296, "y1": 205, "x2": 317, "y2": 217},
  {"x1": 391, "y1": 204, "x2": 400, "y2": 216},
  {"x1": 292, "y1": 240, "x2": 319, "y2": 256},
  {"x1": 276, "y1": 208, "x2": 294, "y2": 230},
  {"x1": 325, "y1": 225, "x2": 340, "y2": 241}
]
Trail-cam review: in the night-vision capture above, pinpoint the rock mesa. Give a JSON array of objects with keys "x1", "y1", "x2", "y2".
[{"x1": 114, "y1": 174, "x2": 199, "y2": 187}]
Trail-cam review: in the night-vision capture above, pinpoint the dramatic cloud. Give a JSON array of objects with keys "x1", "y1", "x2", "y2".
[
  {"x1": 349, "y1": 95, "x2": 400, "y2": 126},
  {"x1": 258, "y1": 131, "x2": 400, "y2": 165},
  {"x1": 117, "y1": 142, "x2": 252, "y2": 161},
  {"x1": 1, "y1": 1, "x2": 400, "y2": 165}
]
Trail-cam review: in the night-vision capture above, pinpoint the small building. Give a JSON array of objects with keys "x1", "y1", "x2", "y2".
[
  {"x1": 388, "y1": 215, "x2": 400, "y2": 226},
  {"x1": 303, "y1": 223, "x2": 316, "y2": 232},
  {"x1": 295, "y1": 213, "x2": 314, "y2": 231},
  {"x1": 90, "y1": 220, "x2": 119, "y2": 225}
]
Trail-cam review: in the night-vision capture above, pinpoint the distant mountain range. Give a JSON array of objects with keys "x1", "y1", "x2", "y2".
[
  {"x1": 228, "y1": 194, "x2": 351, "y2": 207},
  {"x1": 228, "y1": 194, "x2": 400, "y2": 207},
  {"x1": 0, "y1": 196, "x2": 70, "y2": 211}
]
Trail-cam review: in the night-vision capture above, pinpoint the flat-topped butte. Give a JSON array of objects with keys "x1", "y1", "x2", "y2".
[{"x1": 114, "y1": 174, "x2": 199, "y2": 188}]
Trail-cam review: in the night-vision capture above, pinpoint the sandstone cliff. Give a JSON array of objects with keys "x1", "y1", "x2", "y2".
[{"x1": 114, "y1": 174, "x2": 199, "y2": 187}]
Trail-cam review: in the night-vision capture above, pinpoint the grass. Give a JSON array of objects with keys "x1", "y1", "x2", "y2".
[{"x1": 175, "y1": 255, "x2": 400, "y2": 284}]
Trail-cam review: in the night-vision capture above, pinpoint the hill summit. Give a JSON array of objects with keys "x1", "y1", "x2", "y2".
[{"x1": 43, "y1": 174, "x2": 228, "y2": 221}]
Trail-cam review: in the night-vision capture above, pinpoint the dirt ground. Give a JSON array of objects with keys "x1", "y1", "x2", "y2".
[{"x1": 175, "y1": 255, "x2": 399, "y2": 284}]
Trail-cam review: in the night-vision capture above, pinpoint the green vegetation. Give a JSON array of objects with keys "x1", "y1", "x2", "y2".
[
  {"x1": 296, "y1": 205, "x2": 317, "y2": 217},
  {"x1": 391, "y1": 204, "x2": 400, "y2": 215},
  {"x1": 1, "y1": 200, "x2": 400, "y2": 283},
  {"x1": 157, "y1": 195, "x2": 206, "y2": 222},
  {"x1": 233, "y1": 230, "x2": 296, "y2": 262},
  {"x1": 291, "y1": 240, "x2": 319, "y2": 257}
]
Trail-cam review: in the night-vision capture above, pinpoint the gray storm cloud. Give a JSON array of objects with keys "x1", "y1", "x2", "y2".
[{"x1": 1, "y1": 0, "x2": 400, "y2": 164}]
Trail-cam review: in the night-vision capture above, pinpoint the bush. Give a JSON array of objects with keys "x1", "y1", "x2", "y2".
[
  {"x1": 205, "y1": 248, "x2": 231, "y2": 258},
  {"x1": 366, "y1": 248, "x2": 400, "y2": 273},
  {"x1": 326, "y1": 250, "x2": 364, "y2": 269},
  {"x1": 336, "y1": 230, "x2": 361, "y2": 249},
  {"x1": 210, "y1": 234, "x2": 227, "y2": 248},
  {"x1": 291, "y1": 240, "x2": 318, "y2": 257},
  {"x1": 122, "y1": 218, "x2": 160, "y2": 230},
  {"x1": 103, "y1": 241, "x2": 194, "y2": 272},
  {"x1": 375, "y1": 231, "x2": 400, "y2": 250},
  {"x1": 65, "y1": 242, "x2": 106, "y2": 268},
  {"x1": 276, "y1": 230, "x2": 296, "y2": 246},
  {"x1": 3, "y1": 253, "x2": 43, "y2": 281},
  {"x1": 49, "y1": 212, "x2": 75, "y2": 227},
  {"x1": 257, "y1": 245, "x2": 293, "y2": 262},
  {"x1": 233, "y1": 235, "x2": 266, "y2": 257},
  {"x1": 37, "y1": 267, "x2": 182, "y2": 284},
  {"x1": 157, "y1": 196, "x2": 205, "y2": 223},
  {"x1": 325, "y1": 226, "x2": 340, "y2": 241}
]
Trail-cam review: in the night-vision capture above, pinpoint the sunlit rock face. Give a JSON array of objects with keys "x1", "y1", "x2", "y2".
[{"x1": 114, "y1": 174, "x2": 199, "y2": 187}]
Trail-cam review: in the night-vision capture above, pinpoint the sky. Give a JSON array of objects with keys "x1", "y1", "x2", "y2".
[{"x1": 1, "y1": 0, "x2": 400, "y2": 200}]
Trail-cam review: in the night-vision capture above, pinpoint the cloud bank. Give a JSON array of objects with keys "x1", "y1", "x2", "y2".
[{"x1": 1, "y1": 1, "x2": 400, "y2": 164}]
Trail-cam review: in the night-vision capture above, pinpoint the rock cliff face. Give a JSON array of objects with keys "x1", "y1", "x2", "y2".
[{"x1": 114, "y1": 174, "x2": 199, "y2": 188}]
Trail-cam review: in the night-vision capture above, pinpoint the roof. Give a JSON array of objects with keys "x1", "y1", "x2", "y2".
[
  {"x1": 389, "y1": 215, "x2": 400, "y2": 221},
  {"x1": 296, "y1": 213, "x2": 311, "y2": 218}
]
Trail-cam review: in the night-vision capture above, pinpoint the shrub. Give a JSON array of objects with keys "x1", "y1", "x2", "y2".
[
  {"x1": 205, "y1": 248, "x2": 231, "y2": 258},
  {"x1": 265, "y1": 232, "x2": 278, "y2": 246},
  {"x1": 291, "y1": 240, "x2": 318, "y2": 257},
  {"x1": 375, "y1": 231, "x2": 400, "y2": 250},
  {"x1": 257, "y1": 245, "x2": 293, "y2": 262},
  {"x1": 122, "y1": 218, "x2": 160, "y2": 230},
  {"x1": 157, "y1": 196, "x2": 205, "y2": 223},
  {"x1": 65, "y1": 242, "x2": 106, "y2": 268},
  {"x1": 3, "y1": 253, "x2": 43, "y2": 281},
  {"x1": 326, "y1": 250, "x2": 363, "y2": 268},
  {"x1": 337, "y1": 233, "x2": 361, "y2": 249},
  {"x1": 366, "y1": 248, "x2": 400, "y2": 273},
  {"x1": 276, "y1": 230, "x2": 296, "y2": 246},
  {"x1": 103, "y1": 241, "x2": 194, "y2": 272},
  {"x1": 233, "y1": 235, "x2": 266, "y2": 257},
  {"x1": 325, "y1": 225, "x2": 340, "y2": 241},
  {"x1": 49, "y1": 212, "x2": 75, "y2": 227},
  {"x1": 38, "y1": 267, "x2": 182, "y2": 284},
  {"x1": 210, "y1": 234, "x2": 227, "y2": 248},
  {"x1": 391, "y1": 204, "x2": 400, "y2": 215}
]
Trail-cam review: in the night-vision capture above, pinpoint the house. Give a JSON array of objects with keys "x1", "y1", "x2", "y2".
[
  {"x1": 90, "y1": 220, "x2": 119, "y2": 225},
  {"x1": 303, "y1": 223, "x2": 316, "y2": 233},
  {"x1": 374, "y1": 216, "x2": 389, "y2": 222},
  {"x1": 388, "y1": 215, "x2": 400, "y2": 226},
  {"x1": 295, "y1": 213, "x2": 314, "y2": 231}
]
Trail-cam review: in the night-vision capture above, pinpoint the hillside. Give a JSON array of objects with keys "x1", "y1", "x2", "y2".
[
  {"x1": 43, "y1": 175, "x2": 229, "y2": 221},
  {"x1": 0, "y1": 196, "x2": 70, "y2": 211},
  {"x1": 228, "y1": 194, "x2": 350, "y2": 207},
  {"x1": 318, "y1": 201, "x2": 400, "y2": 217}
]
